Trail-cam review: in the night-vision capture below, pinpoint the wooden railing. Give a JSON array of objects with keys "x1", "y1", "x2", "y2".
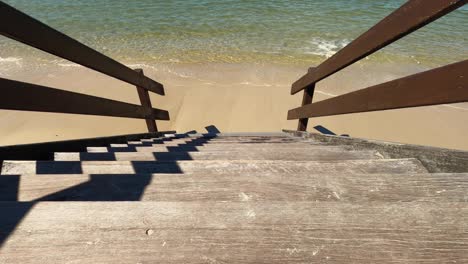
[
  {"x1": 2, "y1": 1, "x2": 467, "y2": 137},
  {"x1": 288, "y1": 0, "x2": 468, "y2": 131},
  {"x1": 0, "y1": 2, "x2": 169, "y2": 133}
]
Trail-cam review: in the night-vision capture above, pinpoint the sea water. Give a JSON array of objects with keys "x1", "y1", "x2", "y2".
[{"x1": 1, "y1": 0, "x2": 467, "y2": 70}]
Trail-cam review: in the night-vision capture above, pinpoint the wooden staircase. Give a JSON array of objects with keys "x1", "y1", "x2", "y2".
[{"x1": 1, "y1": 132, "x2": 467, "y2": 263}]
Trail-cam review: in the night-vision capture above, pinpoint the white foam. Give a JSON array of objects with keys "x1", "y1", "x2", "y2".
[{"x1": 304, "y1": 38, "x2": 350, "y2": 58}]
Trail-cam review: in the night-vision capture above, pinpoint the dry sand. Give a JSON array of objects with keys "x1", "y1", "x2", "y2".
[{"x1": 1, "y1": 61, "x2": 467, "y2": 150}]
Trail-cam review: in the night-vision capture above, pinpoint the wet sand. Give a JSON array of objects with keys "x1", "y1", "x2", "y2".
[{"x1": 1, "y1": 61, "x2": 467, "y2": 150}]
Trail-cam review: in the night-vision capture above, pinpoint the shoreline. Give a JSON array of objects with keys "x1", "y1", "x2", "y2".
[{"x1": 1, "y1": 61, "x2": 467, "y2": 150}]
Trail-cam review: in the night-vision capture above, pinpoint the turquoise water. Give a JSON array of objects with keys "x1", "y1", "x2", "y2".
[{"x1": 1, "y1": 0, "x2": 467, "y2": 66}]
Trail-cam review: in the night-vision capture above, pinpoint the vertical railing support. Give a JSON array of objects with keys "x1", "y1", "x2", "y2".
[
  {"x1": 134, "y1": 68, "x2": 158, "y2": 133},
  {"x1": 297, "y1": 67, "x2": 316, "y2": 131}
]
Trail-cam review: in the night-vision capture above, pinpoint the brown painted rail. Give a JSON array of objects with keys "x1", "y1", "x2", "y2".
[
  {"x1": 0, "y1": 78, "x2": 169, "y2": 120},
  {"x1": 135, "y1": 69, "x2": 159, "y2": 132},
  {"x1": 289, "y1": 0, "x2": 468, "y2": 132},
  {"x1": 291, "y1": 0, "x2": 467, "y2": 95},
  {"x1": 0, "y1": 2, "x2": 164, "y2": 95},
  {"x1": 0, "y1": 2, "x2": 170, "y2": 134},
  {"x1": 288, "y1": 60, "x2": 468, "y2": 120}
]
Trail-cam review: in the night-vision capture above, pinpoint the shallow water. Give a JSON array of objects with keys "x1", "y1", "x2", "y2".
[{"x1": 1, "y1": 0, "x2": 467, "y2": 69}]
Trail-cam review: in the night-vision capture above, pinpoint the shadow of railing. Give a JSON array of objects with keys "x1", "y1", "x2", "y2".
[
  {"x1": 314, "y1": 125, "x2": 350, "y2": 137},
  {"x1": 0, "y1": 125, "x2": 224, "y2": 247}
]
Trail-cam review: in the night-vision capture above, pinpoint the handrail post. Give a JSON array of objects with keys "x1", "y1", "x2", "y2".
[
  {"x1": 134, "y1": 69, "x2": 158, "y2": 133},
  {"x1": 297, "y1": 67, "x2": 316, "y2": 131}
]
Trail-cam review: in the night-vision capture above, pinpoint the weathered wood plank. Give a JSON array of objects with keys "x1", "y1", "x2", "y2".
[
  {"x1": 291, "y1": 0, "x2": 467, "y2": 94},
  {"x1": 1, "y1": 159, "x2": 428, "y2": 175},
  {"x1": 0, "y1": 2, "x2": 165, "y2": 95},
  {"x1": 0, "y1": 202, "x2": 467, "y2": 263},
  {"x1": 1, "y1": 173, "x2": 466, "y2": 202},
  {"x1": 133, "y1": 137, "x2": 313, "y2": 143},
  {"x1": 288, "y1": 59, "x2": 468, "y2": 119},
  {"x1": 0, "y1": 78, "x2": 169, "y2": 120},
  {"x1": 110, "y1": 141, "x2": 323, "y2": 148},
  {"x1": 284, "y1": 130, "x2": 468, "y2": 173},
  {"x1": 124, "y1": 138, "x2": 315, "y2": 146},
  {"x1": 53, "y1": 149, "x2": 382, "y2": 161},
  {"x1": 87, "y1": 143, "x2": 334, "y2": 153}
]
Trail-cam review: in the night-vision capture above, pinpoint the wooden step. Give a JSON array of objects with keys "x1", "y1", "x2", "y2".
[
  {"x1": 1, "y1": 159, "x2": 427, "y2": 175},
  {"x1": 125, "y1": 138, "x2": 312, "y2": 146},
  {"x1": 0, "y1": 202, "x2": 466, "y2": 263},
  {"x1": 87, "y1": 144, "x2": 342, "y2": 153},
  {"x1": 54, "y1": 149, "x2": 382, "y2": 161},
  {"x1": 1, "y1": 173, "x2": 466, "y2": 202},
  {"x1": 147, "y1": 135, "x2": 299, "y2": 143},
  {"x1": 113, "y1": 138, "x2": 319, "y2": 146},
  {"x1": 169, "y1": 132, "x2": 290, "y2": 137},
  {"x1": 136, "y1": 136, "x2": 303, "y2": 142},
  {"x1": 113, "y1": 140, "x2": 317, "y2": 147}
]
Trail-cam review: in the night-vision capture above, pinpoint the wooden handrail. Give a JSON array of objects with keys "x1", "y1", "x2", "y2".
[
  {"x1": 0, "y1": 2, "x2": 170, "y2": 134},
  {"x1": 297, "y1": 67, "x2": 316, "y2": 131},
  {"x1": 291, "y1": 0, "x2": 467, "y2": 95},
  {"x1": 290, "y1": 0, "x2": 467, "y2": 132},
  {"x1": 288, "y1": 60, "x2": 468, "y2": 120},
  {"x1": 134, "y1": 69, "x2": 159, "y2": 132},
  {"x1": 0, "y1": 2, "x2": 164, "y2": 95},
  {"x1": 0, "y1": 78, "x2": 169, "y2": 120}
]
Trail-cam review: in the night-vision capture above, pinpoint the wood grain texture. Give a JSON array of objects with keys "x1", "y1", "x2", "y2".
[
  {"x1": 0, "y1": 202, "x2": 467, "y2": 263},
  {"x1": 131, "y1": 137, "x2": 313, "y2": 144},
  {"x1": 284, "y1": 130, "x2": 468, "y2": 173},
  {"x1": 117, "y1": 141, "x2": 320, "y2": 147},
  {"x1": 86, "y1": 143, "x2": 339, "y2": 153},
  {"x1": 1, "y1": 173, "x2": 466, "y2": 202},
  {"x1": 54, "y1": 149, "x2": 381, "y2": 161},
  {"x1": 1, "y1": 159, "x2": 428, "y2": 175}
]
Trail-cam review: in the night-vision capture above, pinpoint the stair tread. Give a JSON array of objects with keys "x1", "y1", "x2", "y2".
[
  {"x1": 108, "y1": 142, "x2": 321, "y2": 147},
  {"x1": 124, "y1": 140, "x2": 313, "y2": 146},
  {"x1": 1, "y1": 173, "x2": 466, "y2": 202},
  {"x1": 87, "y1": 144, "x2": 343, "y2": 153},
  {"x1": 170, "y1": 132, "x2": 290, "y2": 137},
  {"x1": 1, "y1": 159, "x2": 428, "y2": 175},
  {"x1": 54, "y1": 149, "x2": 382, "y2": 161},
  {"x1": 0, "y1": 201, "x2": 466, "y2": 263}
]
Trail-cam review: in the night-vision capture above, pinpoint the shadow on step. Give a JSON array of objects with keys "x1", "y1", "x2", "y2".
[
  {"x1": 0, "y1": 174, "x2": 33, "y2": 248},
  {"x1": 34, "y1": 161, "x2": 189, "y2": 174},
  {"x1": 0, "y1": 125, "x2": 226, "y2": 248},
  {"x1": 95, "y1": 133, "x2": 218, "y2": 153},
  {"x1": 77, "y1": 152, "x2": 196, "y2": 161},
  {"x1": 0, "y1": 175, "x2": 20, "y2": 201},
  {"x1": 313, "y1": 125, "x2": 349, "y2": 137},
  {"x1": 0, "y1": 202, "x2": 34, "y2": 249},
  {"x1": 36, "y1": 174, "x2": 154, "y2": 201}
]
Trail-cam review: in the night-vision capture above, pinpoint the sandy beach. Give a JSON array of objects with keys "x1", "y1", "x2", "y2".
[
  {"x1": 1, "y1": 60, "x2": 467, "y2": 150},
  {"x1": 1, "y1": 0, "x2": 467, "y2": 150}
]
